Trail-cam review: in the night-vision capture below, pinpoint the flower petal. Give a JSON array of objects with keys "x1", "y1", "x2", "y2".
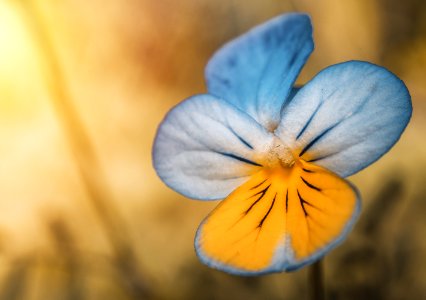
[
  {"x1": 152, "y1": 94, "x2": 275, "y2": 200},
  {"x1": 195, "y1": 160, "x2": 360, "y2": 275},
  {"x1": 205, "y1": 13, "x2": 313, "y2": 130},
  {"x1": 275, "y1": 61, "x2": 412, "y2": 177}
]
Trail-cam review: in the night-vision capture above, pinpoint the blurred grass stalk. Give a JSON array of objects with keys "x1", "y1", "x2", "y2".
[
  {"x1": 309, "y1": 260, "x2": 325, "y2": 300},
  {"x1": 15, "y1": 0, "x2": 152, "y2": 298}
]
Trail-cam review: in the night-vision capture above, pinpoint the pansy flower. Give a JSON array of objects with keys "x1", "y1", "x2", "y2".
[{"x1": 152, "y1": 13, "x2": 411, "y2": 275}]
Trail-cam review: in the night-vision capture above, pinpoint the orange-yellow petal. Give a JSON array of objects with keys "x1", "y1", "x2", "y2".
[{"x1": 195, "y1": 160, "x2": 360, "y2": 274}]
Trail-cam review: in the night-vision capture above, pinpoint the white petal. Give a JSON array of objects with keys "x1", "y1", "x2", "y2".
[
  {"x1": 275, "y1": 61, "x2": 412, "y2": 177},
  {"x1": 153, "y1": 94, "x2": 275, "y2": 200}
]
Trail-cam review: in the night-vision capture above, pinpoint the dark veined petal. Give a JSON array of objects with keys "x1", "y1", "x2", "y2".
[
  {"x1": 275, "y1": 61, "x2": 412, "y2": 177},
  {"x1": 205, "y1": 13, "x2": 313, "y2": 130},
  {"x1": 152, "y1": 94, "x2": 275, "y2": 200},
  {"x1": 195, "y1": 160, "x2": 360, "y2": 275}
]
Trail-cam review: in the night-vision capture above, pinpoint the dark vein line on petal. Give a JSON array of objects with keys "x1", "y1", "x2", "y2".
[
  {"x1": 302, "y1": 168, "x2": 315, "y2": 173},
  {"x1": 285, "y1": 189, "x2": 289, "y2": 213},
  {"x1": 297, "y1": 189, "x2": 309, "y2": 217},
  {"x1": 218, "y1": 152, "x2": 263, "y2": 167},
  {"x1": 307, "y1": 121, "x2": 385, "y2": 162},
  {"x1": 222, "y1": 185, "x2": 271, "y2": 233},
  {"x1": 307, "y1": 152, "x2": 338, "y2": 163},
  {"x1": 299, "y1": 91, "x2": 373, "y2": 158},
  {"x1": 301, "y1": 177, "x2": 322, "y2": 191},
  {"x1": 245, "y1": 185, "x2": 271, "y2": 214},
  {"x1": 297, "y1": 190, "x2": 324, "y2": 212},
  {"x1": 258, "y1": 193, "x2": 277, "y2": 228},
  {"x1": 294, "y1": 87, "x2": 342, "y2": 142},
  {"x1": 296, "y1": 100, "x2": 324, "y2": 140},
  {"x1": 250, "y1": 179, "x2": 268, "y2": 190},
  {"x1": 298, "y1": 122, "x2": 340, "y2": 157},
  {"x1": 228, "y1": 126, "x2": 254, "y2": 150}
]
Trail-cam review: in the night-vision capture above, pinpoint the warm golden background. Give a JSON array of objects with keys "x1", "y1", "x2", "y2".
[{"x1": 0, "y1": 0, "x2": 425, "y2": 299}]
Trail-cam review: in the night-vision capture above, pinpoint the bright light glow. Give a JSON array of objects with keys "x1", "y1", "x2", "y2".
[{"x1": 0, "y1": 1, "x2": 45, "y2": 119}]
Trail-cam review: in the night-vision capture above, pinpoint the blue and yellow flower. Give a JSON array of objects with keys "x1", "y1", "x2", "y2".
[{"x1": 152, "y1": 13, "x2": 412, "y2": 275}]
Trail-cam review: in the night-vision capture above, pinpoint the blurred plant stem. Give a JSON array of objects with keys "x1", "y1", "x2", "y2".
[
  {"x1": 309, "y1": 260, "x2": 325, "y2": 300},
  {"x1": 16, "y1": 1, "x2": 152, "y2": 298}
]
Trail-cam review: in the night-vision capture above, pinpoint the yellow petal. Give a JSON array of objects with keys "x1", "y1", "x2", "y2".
[{"x1": 195, "y1": 160, "x2": 360, "y2": 274}]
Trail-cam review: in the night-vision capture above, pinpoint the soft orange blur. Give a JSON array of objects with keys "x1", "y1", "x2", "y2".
[{"x1": 0, "y1": 0, "x2": 425, "y2": 299}]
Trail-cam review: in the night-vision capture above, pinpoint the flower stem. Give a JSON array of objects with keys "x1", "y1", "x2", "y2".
[{"x1": 309, "y1": 260, "x2": 325, "y2": 300}]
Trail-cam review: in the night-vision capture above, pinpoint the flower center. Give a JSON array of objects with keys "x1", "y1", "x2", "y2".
[{"x1": 264, "y1": 137, "x2": 296, "y2": 168}]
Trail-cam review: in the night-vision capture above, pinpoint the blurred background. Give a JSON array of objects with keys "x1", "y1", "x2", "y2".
[{"x1": 0, "y1": 0, "x2": 425, "y2": 299}]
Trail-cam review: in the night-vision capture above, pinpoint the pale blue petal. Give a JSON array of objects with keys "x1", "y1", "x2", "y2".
[
  {"x1": 275, "y1": 61, "x2": 412, "y2": 177},
  {"x1": 205, "y1": 13, "x2": 313, "y2": 130},
  {"x1": 153, "y1": 94, "x2": 275, "y2": 200}
]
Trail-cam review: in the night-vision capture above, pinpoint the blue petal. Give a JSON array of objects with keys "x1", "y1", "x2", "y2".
[
  {"x1": 275, "y1": 61, "x2": 412, "y2": 177},
  {"x1": 205, "y1": 13, "x2": 314, "y2": 130},
  {"x1": 152, "y1": 94, "x2": 275, "y2": 200}
]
